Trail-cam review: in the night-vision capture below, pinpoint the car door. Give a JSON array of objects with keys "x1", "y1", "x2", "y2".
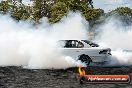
[{"x1": 60, "y1": 40, "x2": 84, "y2": 60}]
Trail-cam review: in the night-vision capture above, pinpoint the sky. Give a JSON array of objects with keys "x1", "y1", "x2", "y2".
[{"x1": 93, "y1": 0, "x2": 132, "y2": 12}]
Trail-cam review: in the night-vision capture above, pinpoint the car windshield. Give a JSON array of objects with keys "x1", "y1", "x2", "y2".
[{"x1": 82, "y1": 40, "x2": 99, "y2": 47}]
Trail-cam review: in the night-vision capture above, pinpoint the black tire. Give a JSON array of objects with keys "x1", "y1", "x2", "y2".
[{"x1": 78, "y1": 55, "x2": 91, "y2": 66}]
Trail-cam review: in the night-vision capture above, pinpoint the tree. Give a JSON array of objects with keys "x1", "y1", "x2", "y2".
[
  {"x1": 107, "y1": 7, "x2": 132, "y2": 25},
  {"x1": 49, "y1": 0, "x2": 93, "y2": 23},
  {"x1": 0, "y1": 1, "x2": 10, "y2": 14},
  {"x1": 54, "y1": 0, "x2": 91, "y2": 12},
  {"x1": 11, "y1": 5, "x2": 30, "y2": 21},
  {"x1": 107, "y1": 7, "x2": 132, "y2": 16},
  {"x1": 32, "y1": 0, "x2": 52, "y2": 23},
  {"x1": 0, "y1": 0, "x2": 104, "y2": 26},
  {"x1": 84, "y1": 8, "x2": 104, "y2": 21},
  {"x1": 49, "y1": 1, "x2": 68, "y2": 23}
]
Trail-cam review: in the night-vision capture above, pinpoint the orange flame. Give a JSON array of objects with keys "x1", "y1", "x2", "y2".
[{"x1": 78, "y1": 67, "x2": 86, "y2": 76}]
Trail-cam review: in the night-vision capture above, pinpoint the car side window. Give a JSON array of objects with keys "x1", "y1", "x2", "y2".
[
  {"x1": 64, "y1": 40, "x2": 84, "y2": 48},
  {"x1": 65, "y1": 40, "x2": 75, "y2": 48},
  {"x1": 75, "y1": 41, "x2": 84, "y2": 48}
]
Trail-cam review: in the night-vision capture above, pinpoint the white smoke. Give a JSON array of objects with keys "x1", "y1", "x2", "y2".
[
  {"x1": 0, "y1": 12, "x2": 88, "y2": 69},
  {"x1": 0, "y1": 10, "x2": 132, "y2": 68},
  {"x1": 94, "y1": 17, "x2": 132, "y2": 66},
  {"x1": 94, "y1": 17, "x2": 132, "y2": 50},
  {"x1": 108, "y1": 50, "x2": 132, "y2": 66}
]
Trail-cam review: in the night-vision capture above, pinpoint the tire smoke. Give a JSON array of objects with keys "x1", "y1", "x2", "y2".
[
  {"x1": 0, "y1": 11, "x2": 132, "y2": 68},
  {"x1": 0, "y1": 12, "x2": 88, "y2": 69},
  {"x1": 94, "y1": 17, "x2": 132, "y2": 66},
  {"x1": 108, "y1": 50, "x2": 132, "y2": 66}
]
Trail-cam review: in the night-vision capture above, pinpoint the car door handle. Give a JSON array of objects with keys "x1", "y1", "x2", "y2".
[{"x1": 76, "y1": 51, "x2": 80, "y2": 52}]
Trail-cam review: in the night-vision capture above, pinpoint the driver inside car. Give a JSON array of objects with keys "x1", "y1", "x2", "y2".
[{"x1": 77, "y1": 42, "x2": 84, "y2": 48}]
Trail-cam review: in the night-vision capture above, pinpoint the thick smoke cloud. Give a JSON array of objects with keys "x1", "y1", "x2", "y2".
[
  {"x1": 0, "y1": 10, "x2": 132, "y2": 68},
  {"x1": 94, "y1": 17, "x2": 132, "y2": 66},
  {"x1": 94, "y1": 17, "x2": 132, "y2": 50},
  {"x1": 0, "y1": 12, "x2": 88, "y2": 69}
]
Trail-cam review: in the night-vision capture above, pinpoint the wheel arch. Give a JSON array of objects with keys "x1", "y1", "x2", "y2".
[
  {"x1": 78, "y1": 54, "x2": 92, "y2": 62},
  {"x1": 78, "y1": 54, "x2": 93, "y2": 66}
]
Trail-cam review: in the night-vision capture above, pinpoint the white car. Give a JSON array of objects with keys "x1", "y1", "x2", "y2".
[{"x1": 59, "y1": 40, "x2": 111, "y2": 66}]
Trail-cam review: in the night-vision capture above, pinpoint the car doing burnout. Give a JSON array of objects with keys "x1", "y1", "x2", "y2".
[{"x1": 59, "y1": 40, "x2": 111, "y2": 66}]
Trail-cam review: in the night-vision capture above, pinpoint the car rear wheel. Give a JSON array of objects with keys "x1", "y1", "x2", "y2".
[{"x1": 78, "y1": 55, "x2": 91, "y2": 66}]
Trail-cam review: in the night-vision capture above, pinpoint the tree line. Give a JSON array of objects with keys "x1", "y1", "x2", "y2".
[{"x1": 0, "y1": 0, "x2": 131, "y2": 27}]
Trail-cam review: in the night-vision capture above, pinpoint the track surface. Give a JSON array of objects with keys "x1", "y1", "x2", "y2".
[{"x1": 0, "y1": 66, "x2": 132, "y2": 88}]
